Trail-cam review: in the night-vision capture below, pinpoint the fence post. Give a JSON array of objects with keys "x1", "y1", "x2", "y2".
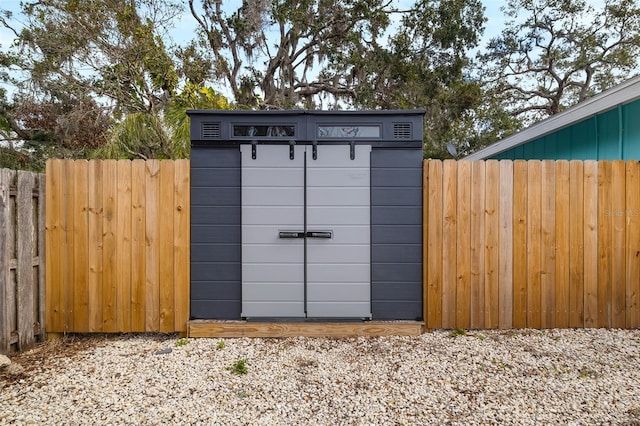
[
  {"x1": 38, "y1": 173, "x2": 46, "y2": 340},
  {"x1": 0, "y1": 169, "x2": 10, "y2": 353},
  {"x1": 16, "y1": 172, "x2": 35, "y2": 351}
]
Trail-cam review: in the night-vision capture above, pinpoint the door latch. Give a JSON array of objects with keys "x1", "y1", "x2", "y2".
[
  {"x1": 306, "y1": 231, "x2": 332, "y2": 239},
  {"x1": 278, "y1": 231, "x2": 305, "y2": 239}
]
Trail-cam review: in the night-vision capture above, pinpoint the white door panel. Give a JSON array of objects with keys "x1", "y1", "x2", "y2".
[
  {"x1": 306, "y1": 145, "x2": 371, "y2": 318},
  {"x1": 305, "y1": 169, "x2": 370, "y2": 187},
  {"x1": 307, "y1": 245, "x2": 370, "y2": 263},
  {"x1": 242, "y1": 187, "x2": 303, "y2": 206},
  {"x1": 306, "y1": 188, "x2": 370, "y2": 206},
  {"x1": 242, "y1": 244, "x2": 303, "y2": 263},
  {"x1": 241, "y1": 144, "x2": 305, "y2": 317},
  {"x1": 306, "y1": 207, "x2": 370, "y2": 226},
  {"x1": 242, "y1": 169, "x2": 302, "y2": 186},
  {"x1": 242, "y1": 206, "x2": 304, "y2": 225}
]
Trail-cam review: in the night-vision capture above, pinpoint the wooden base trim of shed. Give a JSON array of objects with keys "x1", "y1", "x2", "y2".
[{"x1": 188, "y1": 320, "x2": 424, "y2": 338}]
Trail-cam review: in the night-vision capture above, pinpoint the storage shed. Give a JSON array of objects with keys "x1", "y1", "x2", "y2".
[{"x1": 188, "y1": 110, "x2": 424, "y2": 322}]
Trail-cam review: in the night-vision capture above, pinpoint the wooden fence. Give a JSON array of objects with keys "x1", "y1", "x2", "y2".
[
  {"x1": 0, "y1": 169, "x2": 46, "y2": 354},
  {"x1": 45, "y1": 159, "x2": 190, "y2": 333},
  {"x1": 44, "y1": 159, "x2": 640, "y2": 334},
  {"x1": 424, "y1": 159, "x2": 640, "y2": 329}
]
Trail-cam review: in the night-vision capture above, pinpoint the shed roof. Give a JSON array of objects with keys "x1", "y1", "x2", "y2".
[{"x1": 464, "y1": 75, "x2": 640, "y2": 160}]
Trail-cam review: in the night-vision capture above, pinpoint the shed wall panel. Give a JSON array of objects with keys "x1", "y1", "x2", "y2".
[
  {"x1": 190, "y1": 147, "x2": 241, "y2": 319},
  {"x1": 371, "y1": 149, "x2": 423, "y2": 320}
]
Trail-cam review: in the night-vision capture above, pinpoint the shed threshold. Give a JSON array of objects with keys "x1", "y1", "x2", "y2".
[{"x1": 187, "y1": 320, "x2": 424, "y2": 338}]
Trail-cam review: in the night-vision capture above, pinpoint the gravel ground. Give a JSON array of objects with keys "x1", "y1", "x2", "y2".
[{"x1": 2, "y1": 329, "x2": 640, "y2": 425}]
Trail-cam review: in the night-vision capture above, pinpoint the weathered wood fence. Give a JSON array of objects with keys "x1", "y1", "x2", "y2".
[
  {"x1": 44, "y1": 159, "x2": 640, "y2": 334},
  {"x1": 424, "y1": 159, "x2": 640, "y2": 329},
  {"x1": 0, "y1": 169, "x2": 46, "y2": 354},
  {"x1": 45, "y1": 159, "x2": 190, "y2": 334}
]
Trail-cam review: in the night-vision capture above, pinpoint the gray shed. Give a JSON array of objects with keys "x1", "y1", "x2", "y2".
[{"x1": 188, "y1": 110, "x2": 424, "y2": 321}]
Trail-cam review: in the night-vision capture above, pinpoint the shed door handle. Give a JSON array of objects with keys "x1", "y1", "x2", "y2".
[
  {"x1": 306, "y1": 231, "x2": 332, "y2": 239},
  {"x1": 278, "y1": 231, "x2": 305, "y2": 239}
]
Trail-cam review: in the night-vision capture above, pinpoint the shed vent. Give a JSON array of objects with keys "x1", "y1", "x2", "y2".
[
  {"x1": 393, "y1": 123, "x2": 412, "y2": 139},
  {"x1": 202, "y1": 122, "x2": 221, "y2": 139}
]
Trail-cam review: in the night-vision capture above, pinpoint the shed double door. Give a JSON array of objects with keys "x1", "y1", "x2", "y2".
[{"x1": 241, "y1": 143, "x2": 371, "y2": 319}]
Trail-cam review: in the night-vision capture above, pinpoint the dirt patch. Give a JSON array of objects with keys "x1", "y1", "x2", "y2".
[{"x1": 0, "y1": 333, "x2": 177, "y2": 387}]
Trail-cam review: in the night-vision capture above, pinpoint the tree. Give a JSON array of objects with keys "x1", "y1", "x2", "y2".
[
  {"x1": 97, "y1": 83, "x2": 233, "y2": 160},
  {"x1": 479, "y1": 0, "x2": 640, "y2": 125},
  {"x1": 0, "y1": 0, "x2": 183, "y2": 169},
  {"x1": 188, "y1": 0, "x2": 391, "y2": 109},
  {"x1": 342, "y1": 0, "x2": 492, "y2": 156},
  {"x1": 188, "y1": 0, "x2": 492, "y2": 157}
]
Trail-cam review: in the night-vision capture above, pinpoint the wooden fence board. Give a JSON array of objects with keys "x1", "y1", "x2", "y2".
[
  {"x1": 101, "y1": 160, "x2": 117, "y2": 332},
  {"x1": 583, "y1": 161, "x2": 598, "y2": 328},
  {"x1": 131, "y1": 160, "x2": 146, "y2": 332},
  {"x1": 526, "y1": 161, "x2": 542, "y2": 329},
  {"x1": 16, "y1": 172, "x2": 35, "y2": 349},
  {"x1": 569, "y1": 161, "x2": 584, "y2": 327},
  {"x1": 485, "y1": 160, "x2": 500, "y2": 328},
  {"x1": 625, "y1": 161, "x2": 640, "y2": 328},
  {"x1": 0, "y1": 169, "x2": 11, "y2": 353},
  {"x1": 541, "y1": 161, "x2": 556, "y2": 328},
  {"x1": 174, "y1": 160, "x2": 190, "y2": 333},
  {"x1": 597, "y1": 161, "x2": 612, "y2": 328},
  {"x1": 554, "y1": 161, "x2": 570, "y2": 328},
  {"x1": 87, "y1": 161, "x2": 103, "y2": 332},
  {"x1": 611, "y1": 161, "x2": 626, "y2": 328},
  {"x1": 145, "y1": 160, "x2": 160, "y2": 332},
  {"x1": 499, "y1": 161, "x2": 513, "y2": 329},
  {"x1": 37, "y1": 173, "x2": 46, "y2": 339},
  {"x1": 426, "y1": 160, "x2": 443, "y2": 329},
  {"x1": 441, "y1": 160, "x2": 457, "y2": 329},
  {"x1": 62, "y1": 162, "x2": 73, "y2": 332},
  {"x1": 512, "y1": 161, "x2": 528, "y2": 328},
  {"x1": 116, "y1": 161, "x2": 132, "y2": 332},
  {"x1": 456, "y1": 161, "x2": 471, "y2": 329},
  {"x1": 159, "y1": 161, "x2": 175, "y2": 332},
  {"x1": 470, "y1": 161, "x2": 485, "y2": 328},
  {"x1": 73, "y1": 161, "x2": 89, "y2": 332},
  {"x1": 46, "y1": 160, "x2": 63, "y2": 332}
]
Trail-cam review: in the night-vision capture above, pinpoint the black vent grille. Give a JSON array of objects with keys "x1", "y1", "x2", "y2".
[
  {"x1": 393, "y1": 123, "x2": 412, "y2": 139},
  {"x1": 202, "y1": 122, "x2": 221, "y2": 139}
]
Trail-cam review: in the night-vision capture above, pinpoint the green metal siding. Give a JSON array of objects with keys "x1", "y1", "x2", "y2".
[{"x1": 492, "y1": 98, "x2": 640, "y2": 160}]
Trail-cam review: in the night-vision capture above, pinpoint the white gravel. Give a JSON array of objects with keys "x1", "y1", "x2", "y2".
[{"x1": 2, "y1": 329, "x2": 640, "y2": 425}]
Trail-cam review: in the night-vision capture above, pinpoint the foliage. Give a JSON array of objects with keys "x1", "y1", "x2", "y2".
[
  {"x1": 3, "y1": 0, "x2": 639, "y2": 166},
  {"x1": 94, "y1": 112, "x2": 176, "y2": 160},
  {"x1": 176, "y1": 338, "x2": 190, "y2": 347},
  {"x1": 187, "y1": 0, "x2": 494, "y2": 156},
  {"x1": 164, "y1": 82, "x2": 233, "y2": 153},
  {"x1": 188, "y1": 0, "x2": 392, "y2": 109},
  {"x1": 448, "y1": 328, "x2": 467, "y2": 338},
  {"x1": 226, "y1": 359, "x2": 248, "y2": 375},
  {"x1": 17, "y1": 0, "x2": 181, "y2": 115},
  {"x1": 0, "y1": 0, "x2": 183, "y2": 167},
  {"x1": 478, "y1": 0, "x2": 640, "y2": 125}
]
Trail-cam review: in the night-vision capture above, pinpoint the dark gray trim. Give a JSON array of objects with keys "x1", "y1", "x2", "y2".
[
  {"x1": 190, "y1": 147, "x2": 242, "y2": 320},
  {"x1": 370, "y1": 149, "x2": 423, "y2": 320},
  {"x1": 188, "y1": 110, "x2": 424, "y2": 144}
]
